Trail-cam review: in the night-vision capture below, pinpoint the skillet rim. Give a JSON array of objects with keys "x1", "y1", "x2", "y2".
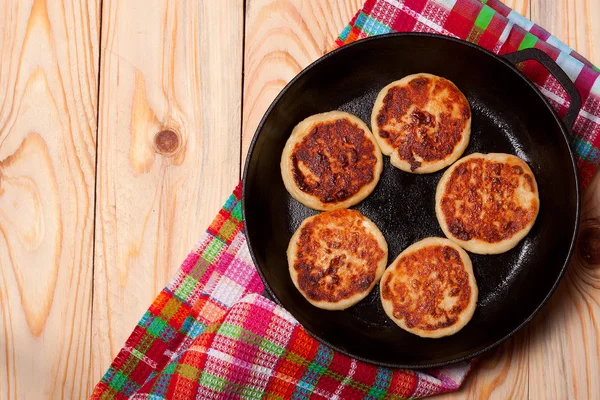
[{"x1": 241, "y1": 32, "x2": 581, "y2": 368}]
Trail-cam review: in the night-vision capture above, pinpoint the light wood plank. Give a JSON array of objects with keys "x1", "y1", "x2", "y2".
[
  {"x1": 502, "y1": 0, "x2": 531, "y2": 17},
  {"x1": 242, "y1": 0, "x2": 363, "y2": 163},
  {"x1": 529, "y1": 2, "x2": 600, "y2": 398},
  {"x1": 531, "y1": 0, "x2": 600, "y2": 65},
  {"x1": 527, "y1": 171, "x2": 600, "y2": 399},
  {"x1": 439, "y1": 332, "x2": 530, "y2": 399},
  {"x1": 0, "y1": 0, "x2": 99, "y2": 398},
  {"x1": 91, "y1": 0, "x2": 243, "y2": 384}
]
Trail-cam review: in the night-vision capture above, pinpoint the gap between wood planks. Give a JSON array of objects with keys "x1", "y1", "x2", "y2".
[
  {"x1": 239, "y1": 0, "x2": 248, "y2": 181},
  {"x1": 90, "y1": 0, "x2": 104, "y2": 387}
]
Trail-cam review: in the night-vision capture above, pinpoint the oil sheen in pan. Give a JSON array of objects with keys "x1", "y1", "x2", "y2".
[{"x1": 285, "y1": 84, "x2": 540, "y2": 320}]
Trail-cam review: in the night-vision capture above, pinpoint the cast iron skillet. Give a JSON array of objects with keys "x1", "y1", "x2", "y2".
[{"x1": 242, "y1": 33, "x2": 581, "y2": 368}]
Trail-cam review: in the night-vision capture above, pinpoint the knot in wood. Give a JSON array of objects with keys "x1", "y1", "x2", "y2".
[
  {"x1": 578, "y1": 226, "x2": 600, "y2": 267},
  {"x1": 154, "y1": 129, "x2": 180, "y2": 155}
]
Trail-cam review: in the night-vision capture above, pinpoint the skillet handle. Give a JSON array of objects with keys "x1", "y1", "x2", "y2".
[{"x1": 503, "y1": 48, "x2": 582, "y2": 131}]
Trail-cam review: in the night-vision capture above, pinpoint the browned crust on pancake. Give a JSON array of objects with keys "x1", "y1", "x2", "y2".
[
  {"x1": 374, "y1": 74, "x2": 470, "y2": 172},
  {"x1": 290, "y1": 118, "x2": 378, "y2": 204},
  {"x1": 439, "y1": 155, "x2": 538, "y2": 244},
  {"x1": 282, "y1": 111, "x2": 383, "y2": 211},
  {"x1": 291, "y1": 210, "x2": 386, "y2": 304},
  {"x1": 381, "y1": 244, "x2": 472, "y2": 331},
  {"x1": 380, "y1": 237, "x2": 477, "y2": 338}
]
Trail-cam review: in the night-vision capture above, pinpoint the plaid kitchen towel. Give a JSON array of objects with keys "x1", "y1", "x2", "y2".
[
  {"x1": 92, "y1": 1, "x2": 600, "y2": 399},
  {"x1": 92, "y1": 185, "x2": 473, "y2": 400}
]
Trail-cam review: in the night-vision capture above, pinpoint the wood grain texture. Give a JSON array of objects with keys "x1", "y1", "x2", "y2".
[
  {"x1": 242, "y1": 0, "x2": 363, "y2": 163},
  {"x1": 528, "y1": 3, "x2": 600, "y2": 399},
  {"x1": 0, "y1": 0, "x2": 99, "y2": 398},
  {"x1": 90, "y1": 0, "x2": 243, "y2": 384},
  {"x1": 526, "y1": 171, "x2": 600, "y2": 399},
  {"x1": 532, "y1": 0, "x2": 600, "y2": 65},
  {"x1": 502, "y1": 0, "x2": 530, "y2": 17},
  {"x1": 438, "y1": 332, "x2": 530, "y2": 399}
]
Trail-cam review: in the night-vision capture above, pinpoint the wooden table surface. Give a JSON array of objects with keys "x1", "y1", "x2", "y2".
[{"x1": 1, "y1": 0, "x2": 599, "y2": 398}]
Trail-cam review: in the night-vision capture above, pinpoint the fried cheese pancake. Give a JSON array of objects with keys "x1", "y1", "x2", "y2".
[
  {"x1": 287, "y1": 209, "x2": 388, "y2": 310},
  {"x1": 371, "y1": 73, "x2": 471, "y2": 173},
  {"x1": 281, "y1": 111, "x2": 383, "y2": 211},
  {"x1": 380, "y1": 237, "x2": 478, "y2": 338},
  {"x1": 436, "y1": 153, "x2": 540, "y2": 254}
]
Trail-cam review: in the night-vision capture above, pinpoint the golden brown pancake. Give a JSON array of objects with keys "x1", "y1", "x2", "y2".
[
  {"x1": 380, "y1": 237, "x2": 478, "y2": 338},
  {"x1": 281, "y1": 111, "x2": 383, "y2": 211},
  {"x1": 436, "y1": 153, "x2": 540, "y2": 254},
  {"x1": 287, "y1": 209, "x2": 388, "y2": 310},
  {"x1": 371, "y1": 73, "x2": 471, "y2": 173}
]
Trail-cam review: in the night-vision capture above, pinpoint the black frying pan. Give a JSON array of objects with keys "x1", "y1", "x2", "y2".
[{"x1": 242, "y1": 33, "x2": 581, "y2": 368}]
